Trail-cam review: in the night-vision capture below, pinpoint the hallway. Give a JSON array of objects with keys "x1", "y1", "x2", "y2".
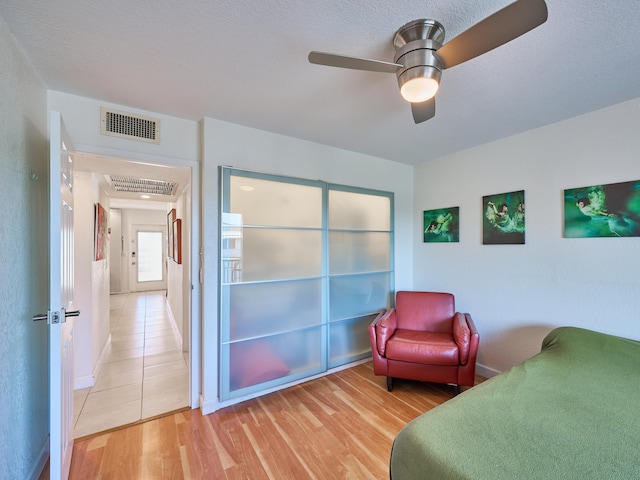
[{"x1": 72, "y1": 291, "x2": 189, "y2": 438}]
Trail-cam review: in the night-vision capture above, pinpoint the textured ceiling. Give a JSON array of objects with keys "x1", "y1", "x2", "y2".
[{"x1": 2, "y1": 0, "x2": 640, "y2": 165}]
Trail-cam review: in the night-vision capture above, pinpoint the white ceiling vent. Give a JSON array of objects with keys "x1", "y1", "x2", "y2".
[
  {"x1": 100, "y1": 107, "x2": 160, "y2": 144},
  {"x1": 108, "y1": 175, "x2": 176, "y2": 196}
]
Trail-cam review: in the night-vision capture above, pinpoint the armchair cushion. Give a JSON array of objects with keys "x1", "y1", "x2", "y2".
[
  {"x1": 396, "y1": 291, "x2": 455, "y2": 332},
  {"x1": 453, "y1": 313, "x2": 471, "y2": 365},
  {"x1": 376, "y1": 309, "x2": 397, "y2": 356},
  {"x1": 386, "y1": 331, "x2": 459, "y2": 366}
]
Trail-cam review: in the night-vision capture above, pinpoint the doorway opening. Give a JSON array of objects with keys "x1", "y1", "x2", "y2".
[{"x1": 71, "y1": 153, "x2": 196, "y2": 438}]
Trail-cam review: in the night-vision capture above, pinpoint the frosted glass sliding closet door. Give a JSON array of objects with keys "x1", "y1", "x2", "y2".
[
  {"x1": 219, "y1": 168, "x2": 393, "y2": 401},
  {"x1": 328, "y1": 188, "x2": 392, "y2": 368}
]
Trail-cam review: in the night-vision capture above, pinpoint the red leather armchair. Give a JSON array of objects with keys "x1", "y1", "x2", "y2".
[{"x1": 368, "y1": 291, "x2": 479, "y2": 394}]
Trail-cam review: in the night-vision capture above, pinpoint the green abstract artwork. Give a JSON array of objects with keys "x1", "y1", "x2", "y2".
[
  {"x1": 423, "y1": 207, "x2": 459, "y2": 243},
  {"x1": 483, "y1": 190, "x2": 525, "y2": 245},
  {"x1": 564, "y1": 180, "x2": 640, "y2": 238}
]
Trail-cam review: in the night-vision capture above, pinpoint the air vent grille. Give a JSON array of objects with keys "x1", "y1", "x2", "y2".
[
  {"x1": 100, "y1": 107, "x2": 161, "y2": 144},
  {"x1": 109, "y1": 175, "x2": 176, "y2": 196}
]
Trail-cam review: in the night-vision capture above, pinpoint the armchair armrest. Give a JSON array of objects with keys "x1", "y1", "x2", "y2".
[
  {"x1": 457, "y1": 313, "x2": 480, "y2": 386},
  {"x1": 368, "y1": 310, "x2": 385, "y2": 352},
  {"x1": 372, "y1": 308, "x2": 396, "y2": 356},
  {"x1": 464, "y1": 312, "x2": 478, "y2": 337},
  {"x1": 369, "y1": 309, "x2": 387, "y2": 330},
  {"x1": 453, "y1": 312, "x2": 470, "y2": 365},
  {"x1": 453, "y1": 312, "x2": 479, "y2": 366},
  {"x1": 465, "y1": 312, "x2": 480, "y2": 355},
  {"x1": 369, "y1": 309, "x2": 393, "y2": 375}
]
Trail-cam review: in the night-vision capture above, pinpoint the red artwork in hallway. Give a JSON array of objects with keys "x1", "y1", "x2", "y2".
[{"x1": 94, "y1": 202, "x2": 108, "y2": 261}]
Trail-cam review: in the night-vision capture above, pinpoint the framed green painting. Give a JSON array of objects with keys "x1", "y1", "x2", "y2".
[
  {"x1": 423, "y1": 207, "x2": 459, "y2": 243},
  {"x1": 564, "y1": 180, "x2": 640, "y2": 238},
  {"x1": 482, "y1": 190, "x2": 525, "y2": 245}
]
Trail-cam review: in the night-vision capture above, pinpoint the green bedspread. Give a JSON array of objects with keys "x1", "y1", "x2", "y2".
[{"x1": 390, "y1": 327, "x2": 640, "y2": 479}]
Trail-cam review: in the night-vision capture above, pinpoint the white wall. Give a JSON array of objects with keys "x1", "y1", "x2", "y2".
[
  {"x1": 201, "y1": 117, "x2": 415, "y2": 413},
  {"x1": 167, "y1": 188, "x2": 191, "y2": 352},
  {"x1": 180, "y1": 187, "x2": 192, "y2": 352},
  {"x1": 0, "y1": 16, "x2": 49, "y2": 480},
  {"x1": 109, "y1": 209, "x2": 124, "y2": 293},
  {"x1": 73, "y1": 171, "x2": 111, "y2": 389},
  {"x1": 413, "y1": 97, "x2": 640, "y2": 375},
  {"x1": 48, "y1": 91, "x2": 199, "y2": 164}
]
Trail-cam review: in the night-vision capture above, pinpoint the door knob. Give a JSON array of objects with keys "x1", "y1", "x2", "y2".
[{"x1": 33, "y1": 309, "x2": 80, "y2": 323}]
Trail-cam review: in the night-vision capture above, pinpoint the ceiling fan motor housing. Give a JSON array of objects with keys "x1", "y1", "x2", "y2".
[{"x1": 393, "y1": 20, "x2": 445, "y2": 99}]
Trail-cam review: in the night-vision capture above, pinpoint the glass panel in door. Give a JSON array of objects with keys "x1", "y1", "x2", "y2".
[
  {"x1": 131, "y1": 225, "x2": 166, "y2": 292},
  {"x1": 137, "y1": 231, "x2": 163, "y2": 282},
  {"x1": 220, "y1": 169, "x2": 325, "y2": 401},
  {"x1": 328, "y1": 187, "x2": 393, "y2": 368}
]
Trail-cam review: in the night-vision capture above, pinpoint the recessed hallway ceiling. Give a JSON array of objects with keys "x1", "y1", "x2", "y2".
[
  {"x1": 2, "y1": 1, "x2": 640, "y2": 165},
  {"x1": 74, "y1": 153, "x2": 190, "y2": 209}
]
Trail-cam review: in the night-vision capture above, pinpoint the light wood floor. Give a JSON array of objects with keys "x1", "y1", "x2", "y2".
[{"x1": 69, "y1": 362, "x2": 466, "y2": 479}]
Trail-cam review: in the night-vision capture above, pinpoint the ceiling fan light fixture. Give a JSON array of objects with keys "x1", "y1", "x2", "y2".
[
  {"x1": 398, "y1": 65, "x2": 441, "y2": 103},
  {"x1": 401, "y1": 76, "x2": 439, "y2": 103},
  {"x1": 309, "y1": 0, "x2": 549, "y2": 123}
]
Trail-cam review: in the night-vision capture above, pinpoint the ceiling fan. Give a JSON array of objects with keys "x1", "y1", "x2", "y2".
[{"x1": 308, "y1": 0, "x2": 548, "y2": 124}]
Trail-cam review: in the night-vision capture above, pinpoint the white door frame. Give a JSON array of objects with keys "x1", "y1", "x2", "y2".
[{"x1": 72, "y1": 146, "x2": 201, "y2": 409}]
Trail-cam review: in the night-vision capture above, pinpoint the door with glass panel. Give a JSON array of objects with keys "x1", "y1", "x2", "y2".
[
  {"x1": 220, "y1": 168, "x2": 392, "y2": 401},
  {"x1": 328, "y1": 186, "x2": 392, "y2": 368},
  {"x1": 131, "y1": 225, "x2": 167, "y2": 292}
]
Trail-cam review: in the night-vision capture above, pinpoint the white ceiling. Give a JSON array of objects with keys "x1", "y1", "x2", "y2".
[{"x1": 2, "y1": 0, "x2": 640, "y2": 166}]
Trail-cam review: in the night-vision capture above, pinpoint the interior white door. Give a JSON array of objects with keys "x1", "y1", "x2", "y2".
[{"x1": 48, "y1": 111, "x2": 77, "y2": 480}]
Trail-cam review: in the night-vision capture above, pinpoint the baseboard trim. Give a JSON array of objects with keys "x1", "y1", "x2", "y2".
[
  {"x1": 165, "y1": 299, "x2": 183, "y2": 349},
  {"x1": 200, "y1": 394, "x2": 218, "y2": 416},
  {"x1": 74, "y1": 374, "x2": 95, "y2": 390},
  {"x1": 30, "y1": 436, "x2": 49, "y2": 480},
  {"x1": 74, "y1": 334, "x2": 111, "y2": 390},
  {"x1": 476, "y1": 362, "x2": 501, "y2": 379}
]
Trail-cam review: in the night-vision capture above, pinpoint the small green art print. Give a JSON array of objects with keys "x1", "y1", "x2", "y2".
[
  {"x1": 564, "y1": 180, "x2": 640, "y2": 238},
  {"x1": 483, "y1": 190, "x2": 525, "y2": 245},
  {"x1": 423, "y1": 207, "x2": 459, "y2": 243}
]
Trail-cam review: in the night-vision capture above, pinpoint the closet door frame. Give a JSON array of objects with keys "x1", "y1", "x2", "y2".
[{"x1": 219, "y1": 167, "x2": 393, "y2": 403}]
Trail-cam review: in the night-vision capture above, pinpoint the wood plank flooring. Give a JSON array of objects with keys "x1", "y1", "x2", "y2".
[{"x1": 69, "y1": 362, "x2": 468, "y2": 479}]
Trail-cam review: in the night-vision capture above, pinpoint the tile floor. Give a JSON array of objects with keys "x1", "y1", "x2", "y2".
[{"x1": 73, "y1": 291, "x2": 189, "y2": 438}]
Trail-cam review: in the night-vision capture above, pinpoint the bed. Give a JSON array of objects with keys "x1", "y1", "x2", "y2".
[{"x1": 390, "y1": 326, "x2": 640, "y2": 479}]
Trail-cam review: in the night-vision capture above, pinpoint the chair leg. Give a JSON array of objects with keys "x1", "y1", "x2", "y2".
[
  {"x1": 387, "y1": 377, "x2": 393, "y2": 392},
  {"x1": 453, "y1": 385, "x2": 461, "y2": 396}
]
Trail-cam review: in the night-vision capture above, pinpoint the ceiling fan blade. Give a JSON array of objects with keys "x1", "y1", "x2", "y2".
[
  {"x1": 308, "y1": 51, "x2": 402, "y2": 73},
  {"x1": 435, "y1": 0, "x2": 548, "y2": 70},
  {"x1": 411, "y1": 98, "x2": 436, "y2": 124}
]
